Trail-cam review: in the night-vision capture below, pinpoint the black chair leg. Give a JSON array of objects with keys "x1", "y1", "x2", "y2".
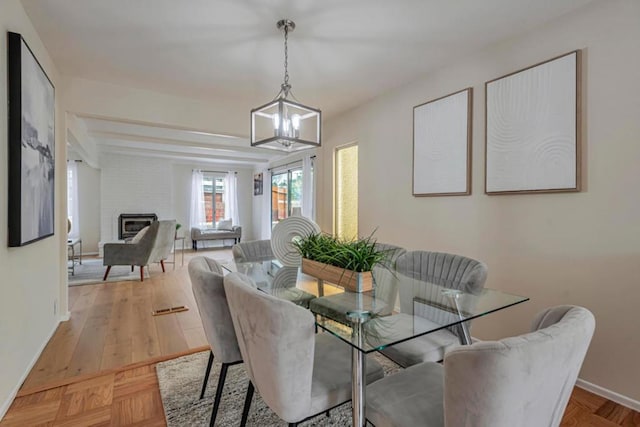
[
  {"x1": 240, "y1": 382, "x2": 254, "y2": 427},
  {"x1": 200, "y1": 351, "x2": 214, "y2": 399},
  {"x1": 210, "y1": 363, "x2": 230, "y2": 427}
]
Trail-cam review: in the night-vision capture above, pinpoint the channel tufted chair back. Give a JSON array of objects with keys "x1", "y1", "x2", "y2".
[
  {"x1": 366, "y1": 305, "x2": 596, "y2": 427},
  {"x1": 381, "y1": 250, "x2": 488, "y2": 367},
  {"x1": 232, "y1": 239, "x2": 275, "y2": 263}
]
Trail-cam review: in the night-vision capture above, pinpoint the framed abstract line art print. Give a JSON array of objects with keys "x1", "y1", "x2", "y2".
[
  {"x1": 413, "y1": 88, "x2": 472, "y2": 196},
  {"x1": 485, "y1": 50, "x2": 581, "y2": 195},
  {"x1": 7, "y1": 32, "x2": 55, "y2": 247}
]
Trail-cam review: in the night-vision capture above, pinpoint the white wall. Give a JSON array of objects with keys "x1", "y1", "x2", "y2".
[
  {"x1": 321, "y1": 0, "x2": 640, "y2": 403},
  {"x1": 0, "y1": 0, "x2": 66, "y2": 418},
  {"x1": 76, "y1": 161, "x2": 101, "y2": 253},
  {"x1": 100, "y1": 154, "x2": 175, "y2": 241},
  {"x1": 99, "y1": 154, "x2": 254, "y2": 245}
]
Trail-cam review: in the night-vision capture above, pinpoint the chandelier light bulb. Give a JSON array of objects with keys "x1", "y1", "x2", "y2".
[{"x1": 291, "y1": 114, "x2": 301, "y2": 130}]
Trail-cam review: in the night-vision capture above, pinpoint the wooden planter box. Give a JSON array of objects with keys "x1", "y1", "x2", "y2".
[{"x1": 301, "y1": 258, "x2": 373, "y2": 293}]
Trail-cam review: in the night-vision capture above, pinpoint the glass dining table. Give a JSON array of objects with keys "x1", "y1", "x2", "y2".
[{"x1": 222, "y1": 259, "x2": 529, "y2": 427}]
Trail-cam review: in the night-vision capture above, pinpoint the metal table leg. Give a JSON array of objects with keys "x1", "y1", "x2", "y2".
[{"x1": 347, "y1": 310, "x2": 370, "y2": 427}]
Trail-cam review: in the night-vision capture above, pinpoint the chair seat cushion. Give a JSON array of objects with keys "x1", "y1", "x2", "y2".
[
  {"x1": 309, "y1": 333, "x2": 385, "y2": 416},
  {"x1": 202, "y1": 229, "x2": 227, "y2": 235},
  {"x1": 366, "y1": 362, "x2": 444, "y2": 427},
  {"x1": 378, "y1": 314, "x2": 461, "y2": 367}
]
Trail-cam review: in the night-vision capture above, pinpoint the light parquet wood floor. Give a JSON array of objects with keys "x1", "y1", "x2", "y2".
[
  {"x1": 2, "y1": 356, "x2": 638, "y2": 426},
  {"x1": 3, "y1": 248, "x2": 639, "y2": 426}
]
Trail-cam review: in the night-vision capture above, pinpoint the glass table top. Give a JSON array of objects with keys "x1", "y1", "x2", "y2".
[{"x1": 222, "y1": 259, "x2": 529, "y2": 353}]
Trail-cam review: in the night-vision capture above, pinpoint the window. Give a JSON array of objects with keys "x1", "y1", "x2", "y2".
[
  {"x1": 203, "y1": 175, "x2": 225, "y2": 226},
  {"x1": 271, "y1": 167, "x2": 304, "y2": 227},
  {"x1": 67, "y1": 161, "x2": 79, "y2": 238},
  {"x1": 335, "y1": 144, "x2": 358, "y2": 240}
]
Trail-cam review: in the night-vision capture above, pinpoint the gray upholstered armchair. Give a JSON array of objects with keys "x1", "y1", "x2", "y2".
[
  {"x1": 366, "y1": 305, "x2": 596, "y2": 427},
  {"x1": 102, "y1": 220, "x2": 176, "y2": 282}
]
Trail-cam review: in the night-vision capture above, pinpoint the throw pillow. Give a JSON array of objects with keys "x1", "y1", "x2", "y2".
[
  {"x1": 217, "y1": 219, "x2": 233, "y2": 231},
  {"x1": 131, "y1": 226, "x2": 150, "y2": 243}
]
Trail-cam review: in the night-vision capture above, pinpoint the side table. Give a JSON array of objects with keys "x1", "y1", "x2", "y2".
[{"x1": 67, "y1": 238, "x2": 83, "y2": 276}]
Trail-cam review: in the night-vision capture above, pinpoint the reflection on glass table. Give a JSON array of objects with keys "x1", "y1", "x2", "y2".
[
  {"x1": 222, "y1": 259, "x2": 528, "y2": 427},
  {"x1": 223, "y1": 259, "x2": 528, "y2": 352}
]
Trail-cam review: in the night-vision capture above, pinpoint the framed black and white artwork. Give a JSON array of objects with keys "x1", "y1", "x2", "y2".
[
  {"x1": 253, "y1": 172, "x2": 263, "y2": 196},
  {"x1": 485, "y1": 50, "x2": 581, "y2": 194},
  {"x1": 413, "y1": 88, "x2": 472, "y2": 196},
  {"x1": 7, "y1": 32, "x2": 55, "y2": 247}
]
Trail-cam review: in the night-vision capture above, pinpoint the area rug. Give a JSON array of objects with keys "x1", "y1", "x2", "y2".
[
  {"x1": 157, "y1": 349, "x2": 402, "y2": 426},
  {"x1": 68, "y1": 258, "x2": 149, "y2": 286}
]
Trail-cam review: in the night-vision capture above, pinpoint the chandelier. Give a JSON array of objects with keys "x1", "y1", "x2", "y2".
[{"x1": 250, "y1": 19, "x2": 321, "y2": 152}]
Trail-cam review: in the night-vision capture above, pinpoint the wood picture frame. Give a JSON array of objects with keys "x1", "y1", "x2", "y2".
[
  {"x1": 485, "y1": 50, "x2": 581, "y2": 195},
  {"x1": 7, "y1": 32, "x2": 56, "y2": 247},
  {"x1": 413, "y1": 88, "x2": 472, "y2": 197}
]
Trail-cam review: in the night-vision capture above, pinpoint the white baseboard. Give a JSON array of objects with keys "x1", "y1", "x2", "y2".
[
  {"x1": 576, "y1": 378, "x2": 640, "y2": 412},
  {"x1": 0, "y1": 319, "x2": 61, "y2": 421},
  {"x1": 59, "y1": 311, "x2": 71, "y2": 322}
]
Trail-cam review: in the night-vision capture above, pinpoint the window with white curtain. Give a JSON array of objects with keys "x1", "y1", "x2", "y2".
[
  {"x1": 66, "y1": 161, "x2": 80, "y2": 239},
  {"x1": 202, "y1": 174, "x2": 226, "y2": 227}
]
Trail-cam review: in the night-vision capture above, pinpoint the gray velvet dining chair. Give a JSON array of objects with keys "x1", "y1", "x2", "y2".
[
  {"x1": 380, "y1": 250, "x2": 488, "y2": 367},
  {"x1": 188, "y1": 256, "x2": 243, "y2": 427},
  {"x1": 232, "y1": 239, "x2": 275, "y2": 263},
  {"x1": 223, "y1": 272, "x2": 385, "y2": 427},
  {"x1": 366, "y1": 305, "x2": 596, "y2": 427}
]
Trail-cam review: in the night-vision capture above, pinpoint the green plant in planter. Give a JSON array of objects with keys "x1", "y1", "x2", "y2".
[{"x1": 292, "y1": 232, "x2": 387, "y2": 272}]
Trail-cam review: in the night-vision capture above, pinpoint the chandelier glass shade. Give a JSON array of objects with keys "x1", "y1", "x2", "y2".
[{"x1": 250, "y1": 19, "x2": 321, "y2": 152}]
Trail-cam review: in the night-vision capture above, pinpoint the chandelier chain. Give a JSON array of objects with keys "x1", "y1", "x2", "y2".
[{"x1": 283, "y1": 25, "x2": 289, "y2": 87}]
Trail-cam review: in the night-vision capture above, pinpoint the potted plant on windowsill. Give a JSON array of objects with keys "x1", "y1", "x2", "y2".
[{"x1": 292, "y1": 232, "x2": 387, "y2": 293}]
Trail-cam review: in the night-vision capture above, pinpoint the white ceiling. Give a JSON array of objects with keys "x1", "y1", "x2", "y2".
[
  {"x1": 69, "y1": 114, "x2": 283, "y2": 167},
  {"x1": 23, "y1": 0, "x2": 597, "y2": 165}
]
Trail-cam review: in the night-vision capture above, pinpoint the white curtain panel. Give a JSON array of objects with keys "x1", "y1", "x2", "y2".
[
  {"x1": 66, "y1": 161, "x2": 80, "y2": 238},
  {"x1": 224, "y1": 171, "x2": 240, "y2": 226},
  {"x1": 301, "y1": 155, "x2": 315, "y2": 221},
  {"x1": 189, "y1": 169, "x2": 206, "y2": 229},
  {"x1": 262, "y1": 169, "x2": 272, "y2": 239}
]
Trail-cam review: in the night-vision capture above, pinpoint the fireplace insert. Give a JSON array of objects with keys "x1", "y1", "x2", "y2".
[{"x1": 118, "y1": 213, "x2": 158, "y2": 240}]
